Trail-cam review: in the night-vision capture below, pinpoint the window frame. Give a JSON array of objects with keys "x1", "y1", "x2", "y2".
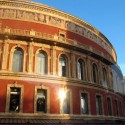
[
  {"x1": 114, "y1": 99, "x2": 119, "y2": 116},
  {"x1": 12, "y1": 47, "x2": 24, "y2": 72},
  {"x1": 59, "y1": 54, "x2": 68, "y2": 77},
  {"x1": 77, "y1": 59, "x2": 86, "y2": 80},
  {"x1": 34, "y1": 85, "x2": 50, "y2": 113},
  {"x1": 6, "y1": 83, "x2": 24, "y2": 113},
  {"x1": 107, "y1": 97, "x2": 112, "y2": 116},
  {"x1": 96, "y1": 94, "x2": 103, "y2": 115},
  {"x1": 102, "y1": 67, "x2": 108, "y2": 87},
  {"x1": 60, "y1": 88, "x2": 72, "y2": 114},
  {"x1": 92, "y1": 63, "x2": 98, "y2": 84},
  {"x1": 119, "y1": 101, "x2": 123, "y2": 117},
  {"x1": 36, "y1": 51, "x2": 47, "y2": 74},
  {"x1": 80, "y1": 92, "x2": 89, "y2": 115},
  {"x1": 9, "y1": 45, "x2": 26, "y2": 72}
]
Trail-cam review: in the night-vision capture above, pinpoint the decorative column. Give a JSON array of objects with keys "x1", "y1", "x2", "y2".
[
  {"x1": 86, "y1": 56, "x2": 91, "y2": 82},
  {"x1": 98, "y1": 61, "x2": 103, "y2": 85},
  {"x1": 50, "y1": 45, "x2": 56, "y2": 75},
  {"x1": 70, "y1": 51, "x2": 76, "y2": 78},
  {"x1": 108, "y1": 66, "x2": 113, "y2": 89},
  {"x1": 27, "y1": 39, "x2": 33, "y2": 73},
  {"x1": 0, "y1": 48, "x2": 2, "y2": 69},
  {"x1": 1, "y1": 36, "x2": 9, "y2": 70}
]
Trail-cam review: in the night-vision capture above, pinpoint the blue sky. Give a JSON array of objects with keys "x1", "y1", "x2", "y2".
[{"x1": 34, "y1": 0, "x2": 125, "y2": 76}]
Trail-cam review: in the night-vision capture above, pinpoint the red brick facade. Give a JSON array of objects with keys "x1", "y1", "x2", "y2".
[{"x1": 0, "y1": 0, "x2": 124, "y2": 124}]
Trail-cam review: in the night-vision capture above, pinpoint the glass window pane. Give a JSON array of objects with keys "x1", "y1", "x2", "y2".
[
  {"x1": 12, "y1": 48, "x2": 23, "y2": 72},
  {"x1": 59, "y1": 55, "x2": 67, "y2": 77},
  {"x1": 103, "y1": 68, "x2": 107, "y2": 87},
  {"x1": 78, "y1": 59, "x2": 85, "y2": 80},
  {"x1": 81, "y1": 93, "x2": 88, "y2": 114},
  {"x1": 62, "y1": 91, "x2": 70, "y2": 114},
  {"x1": 37, "y1": 52, "x2": 46, "y2": 74},
  {"x1": 78, "y1": 61, "x2": 82, "y2": 80}
]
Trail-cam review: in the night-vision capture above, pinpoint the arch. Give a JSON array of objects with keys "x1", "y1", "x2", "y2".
[
  {"x1": 9, "y1": 45, "x2": 26, "y2": 72},
  {"x1": 102, "y1": 67, "x2": 108, "y2": 87},
  {"x1": 12, "y1": 47, "x2": 24, "y2": 72},
  {"x1": 92, "y1": 63, "x2": 98, "y2": 84},
  {"x1": 77, "y1": 58, "x2": 86, "y2": 80},
  {"x1": 35, "y1": 48, "x2": 49, "y2": 56},
  {"x1": 58, "y1": 54, "x2": 69, "y2": 77},
  {"x1": 35, "y1": 49, "x2": 48, "y2": 74},
  {"x1": 110, "y1": 71, "x2": 113, "y2": 89}
]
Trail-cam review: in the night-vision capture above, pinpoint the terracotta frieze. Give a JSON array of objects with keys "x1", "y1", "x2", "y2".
[{"x1": 0, "y1": 7, "x2": 116, "y2": 61}]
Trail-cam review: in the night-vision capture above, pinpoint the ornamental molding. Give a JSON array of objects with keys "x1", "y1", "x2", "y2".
[
  {"x1": 0, "y1": 1, "x2": 116, "y2": 62},
  {"x1": 0, "y1": 72, "x2": 121, "y2": 98},
  {"x1": 0, "y1": 27, "x2": 113, "y2": 63},
  {"x1": 0, "y1": 1, "x2": 115, "y2": 61}
]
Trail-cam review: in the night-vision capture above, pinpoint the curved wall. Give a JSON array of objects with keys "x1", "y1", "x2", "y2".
[{"x1": 0, "y1": 0, "x2": 124, "y2": 124}]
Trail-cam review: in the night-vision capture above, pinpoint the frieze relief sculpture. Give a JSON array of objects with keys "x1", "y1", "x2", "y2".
[{"x1": 0, "y1": 8, "x2": 112, "y2": 55}]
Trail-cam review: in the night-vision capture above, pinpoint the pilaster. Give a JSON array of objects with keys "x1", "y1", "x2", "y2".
[
  {"x1": 50, "y1": 45, "x2": 56, "y2": 75},
  {"x1": 1, "y1": 36, "x2": 9, "y2": 70},
  {"x1": 70, "y1": 51, "x2": 76, "y2": 78},
  {"x1": 27, "y1": 40, "x2": 33, "y2": 73},
  {"x1": 98, "y1": 61, "x2": 103, "y2": 85},
  {"x1": 108, "y1": 66, "x2": 113, "y2": 89},
  {"x1": 86, "y1": 56, "x2": 91, "y2": 82}
]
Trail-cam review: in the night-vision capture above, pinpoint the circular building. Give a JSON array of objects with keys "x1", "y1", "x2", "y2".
[{"x1": 0, "y1": 0, "x2": 124, "y2": 124}]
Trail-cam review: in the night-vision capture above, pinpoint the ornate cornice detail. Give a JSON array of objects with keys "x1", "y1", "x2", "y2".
[
  {"x1": 0, "y1": 27, "x2": 113, "y2": 63},
  {"x1": 0, "y1": 0, "x2": 116, "y2": 63}
]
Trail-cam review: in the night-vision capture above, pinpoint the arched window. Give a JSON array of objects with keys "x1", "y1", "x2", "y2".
[
  {"x1": 59, "y1": 54, "x2": 68, "y2": 77},
  {"x1": 110, "y1": 71, "x2": 113, "y2": 88},
  {"x1": 36, "y1": 51, "x2": 47, "y2": 74},
  {"x1": 92, "y1": 63, "x2": 98, "y2": 83},
  {"x1": 77, "y1": 59, "x2": 86, "y2": 80},
  {"x1": 102, "y1": 68, "x2": 108, "y2": 87},
  {"x1": 12, "y1": 47, "x2": 23, "y2": 72}
]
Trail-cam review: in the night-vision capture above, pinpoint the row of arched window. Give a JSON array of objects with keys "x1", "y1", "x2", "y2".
[
  {"x1": 12, "y1": 47, "x2": 47, "y2": 74},
  {"x1": 11, "y1": 47, "x2": 110, "y2": 87}
]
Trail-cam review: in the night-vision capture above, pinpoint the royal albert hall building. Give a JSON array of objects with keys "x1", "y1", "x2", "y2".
[{"x1": 0, "y1": 0, "x2": 124, "y2": 125}]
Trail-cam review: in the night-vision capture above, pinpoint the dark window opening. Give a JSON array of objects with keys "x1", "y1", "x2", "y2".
[
  {"x1": 96, "y1": 95, "x2": 102, "y2": 115},
  {"x1": 107, "y1": 97, "x2": 112, "y2": 116},
  {"x1": 115, "y1": 100, "x2": 119, "y2": 116},
  {"x1": 119, "y1": 101, "x2": 123, "y2": 116},
  {"x1": 92, "y1": 64, "x2": 98, "y2": 83},
  {"x1": 59, "y1": 55, "x2": 67, "y2": 77},
  {"x1": 9, "y1": 88, "x2": 21, "y2": 112},
  {"x1": 37, "y1": 89, "x2": 47, "y2": 113}
]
